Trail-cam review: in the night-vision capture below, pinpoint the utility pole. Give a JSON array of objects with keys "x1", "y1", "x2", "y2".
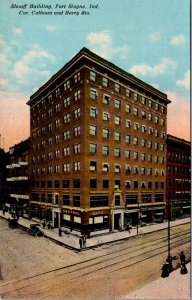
[{"x1": 168, "y1": 197, "x2": 171, "y2": 257}]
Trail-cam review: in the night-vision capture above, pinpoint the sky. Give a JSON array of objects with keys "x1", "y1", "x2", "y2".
[{"x1": 0, "y1": 0, "x2": 190, "y2": 151}]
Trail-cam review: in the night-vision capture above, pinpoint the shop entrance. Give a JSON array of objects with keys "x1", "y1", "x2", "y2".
[{"x1": 114, "y1": 213, "x2": 121, "y2": 230}]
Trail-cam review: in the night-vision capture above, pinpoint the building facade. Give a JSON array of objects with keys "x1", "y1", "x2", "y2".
[
  {"x1": 6, "y1": 138, "x2": 30, "y2": 215},
  {"x1": 27, "y1": 48, "x2": 171, "y2": 233},
  {"x1": 0, "y1": 148, "x2": 9, "y2": 209},
  {"x1": 166, "y1": 135, "x2": 191, "y2": 219}
]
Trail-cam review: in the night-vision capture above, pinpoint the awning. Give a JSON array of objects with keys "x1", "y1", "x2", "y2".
[
  {"x1": 183, "y1": 206, "x2": 191, "y2": 209},
  {"x1": 155, "y1": 212, "x2": 164, "y2": 216},
  {"x1": 125, "y1": 209, "x2": 139, "y2": 213}
]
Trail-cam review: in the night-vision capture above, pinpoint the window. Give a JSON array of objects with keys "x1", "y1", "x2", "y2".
[
  {"x1": 154, "y1": 143, "x2": 159, "y2": 150},
  {"x1": 63, "y1": 180, "x2": 70, "y2": 188},
  {"x1": 133, "y1": 92, "x2": 138, "y2": 101},
  {"x1": 114, "y1": 148, "x2": 121, "y2": 157},
  {"x1": 115, "y1": 195, "x2": 120, "y2": 206},
  {"x1": 48, "y1": 109, "x2": 52, "y2": 118},
  {"x1": 155, "y1": 193, "x2": 164, "y2": 202},
  {"x1": 126, "y1": 135, "x2": 131, "y2": 144},
  {"x1": 48, "y1": 123, "x2": 52, "y2": 132},
  {"x1": 103, "y1": 128, "x2": 109, "y2": 139},
  {"x1": 63, "y1": 97, "x2": 70, "y2": 107},
  {"x1": 141, "y1": 139, "x2": 146, "y2": 147},
  {"x1": 142, "y1": 96, "x2": 147, "y2": 105},
  {"x1": 90, "y1": 89, "x2": 97, "y2": 100},
  {"x1": 155, "y1": 169, "x2": 159, "y2": 175},
  {"x1": 126, "y1": 150, "x2": 130, "y2": 159},
  {"x1": 160, "y1": 118, "x2": 165, "y2": 126},
  {"x1": 148, "y1": 181, "x2": 152, "y2": 188},
  {"x1": 133, "y1": 137, "x2": 139, "y2": 145},
  {"x1": 74, "y1": 144, "x2": 80, "y2": 154},
  {"x1": 155, "y1": 103, "x2": 159, "y2": 111},
  {"x1": 74, "y1": 179, "x2": 80, "y2": 188},
  {"x1": 141, "y1": 194, "x2": 152, "y2": 203},
  {"x1": 155, "y1": 129, "x2": 159, "y2": 137},
  {"x1": 55, "y1": 150, "x2": 60, "y2": 158},
  {"x1": 125, "y1": 165, "x2": 131, "y2": 174},
  {"x1": 148, "y1": 113, "x2": 152, "y2": 121},
  {"x1": 102, "y1": 145, "x2": 109, "y2": 155},
  {"x1": 148, "y1": 168, "x2": 152, "y2": 175},
  {"x1": 90, "y1": 70, "x2": 96, "y2": 81},
  {"x1": 161, "y1": 131, "x2": 166, "y2": 138},
  {"x1": 55, "y1": 118, "x2": 60, "y2": 128},
  {"x1": 54, "y1": 180, "x2": 60, "y2": 188},
  {"x1": 63, "y1": 195, "x2": 70, "y2": 206},
  {"x1": 161, "y1": 106, "x2": 165, "y2": 113},
  {"x1": 142, "y1": 111, "x2": 146, "y2": 119},
  {"x1": 155, "y1": 116, "x2": 159, "y2": 124},
  {"x1": 148, "y1": 141, "x2": 152, "y2": 148},
  {"x1": 141, "y1": 153, "x2": 146, "y2": 161},
  {"x1": 73, "y1": 195, "x2": 80, "y2": 207},
  {"x1": 103, "y1": 94, "x2": 110, "y2": 104},
  {"x1": 73, "y1": 125, "x2": 81, "y2": 136},
  {"x1": 48, "y1": 152, "x2": 52, "y2": 160},
  {"x1": 90, "y1": 179, "x2": 97, "y2": 188},
  {"x1": 134, "y1": 166, "x2": 139, "y2": 174},
  {"x1": 160, "y1": 144, "x2": 164, "y2": 151},
  {"x1": 115, "y1": 99, "x2": 121, "y2": 109},
  {"x1": 63, "y1": 147, "x2": 70, "y2": 156},
  {"x1": 90, "y1": 161, "x2": 97, "y2": 171},
  {"x1": 126, "y1": 89, "x2": 131, "y2": 97},
  {"x1": 90, "y1": 107, "x2": 97, "y2": 118},
  {"x1": 48, "y1": 94, "x2": 52, "y2": 102},
  {"x1": 55, "y1": 134, "x2": 60, "y2": 144},
  {"x1": 115, "y1": 115, "x2": 121, "y2": 125},
  {"x1": 103, "y1": 180, "x2": 109, "y2": 188},
  {"x1": 125, "y1": 181, "x2": 131, "y2": 188},
  {"x1": 103, "y1": 112, "x2": 110, "y2": 121},
  {"x1": 48, "y1": 166, "x2": 52, "y2": 174},
  {"x1": 63, "y1": 130, "x2": 70, "y2": 140},
  {"x1": 90, "y1": 125, "x2": 97, "y2": 136},
  {"x1": 126, "y1": 120, "x2": 131, "y2": 128},
  {"x1": 64, "y1": 80, "x2": 70, "y2": 90},
  {"x1": 74, "y1": 161, "x2": 80, "y2": 171},
  {"x1": 114, "y1": 82, "x2": 121, "y2": 92},
  {"x1": 90, "y1": 195, "x2": 108, "y2": 207},
  {"x1": 90, "y1": 143, "x2": 97, "y2": 153},
  {"x1": 134, "y1": 151, "x2": 139, "y2": 160},
  {"x1": 74, "y1": 108, "x2": 80, "y2": 119},
  {"x1": 55, "y1": 88, "x2": 60, "y2": 98},
  {"x1": 74, "y1": 72, "x2": 80, "y2": 83},
  {"x1": 155, "y1": 182, "x2": 159, "y2": 189},
  {"x1": 134, "y1": 181, "x2": 138, "y2": 188},
  {"x1": 103, "y1": 77, "x2": 108, "y2": 87},
  {"x1": 74, "y1": 90, "x2": 81, "y2": 101},
  {"x1": 63, "y1": 113, "x2": 70, "y2": 123},
  {"x1": 148, "y1": 100, "x2": 152, "y2": 108},
  {"x1": 126, "y1": 103, "x2": 131, "y2": 113},
  {"x1": 148, "y1": 127, "x2": 153, "y2": 135},
  {"x1": 134, "y1": 107, "x2": 139, "y2": 116},
  {"x1": 114, "y1": 131, "x2": 121, "y2": 141},
  {"x1": 55, "y1": 165, "x2": 60, "y2": 173},
  {"x1": 148, "y1": 154, "x2": 152, "y2": 162},
  {"x1": 55, "y1": 103, "x2": 60, "y2": 113},
  {"x1": 134, "y1": 123, "x2": 139, "y2": 131},
  {"x1": 141, "y1": 167, "x2": 146, "y2": 175},
  {"x1": 141, "y1": 125, "x2": 147, "y2": 133},
  {"x1": 48, "y1": 193, "x2": 52, "y2": 202},
  {"x1": 141, "y1": 181, "x2": 146, "y2": 188},
  {"x1": 63, "y1": 163, "x2": 70, "y2": 172},
  {"x1": 114, "y1": 180, "x2": 121, "y2": 189},
  {"x1": 103, "y1": 163, "x2": 109, "y2": 172}
]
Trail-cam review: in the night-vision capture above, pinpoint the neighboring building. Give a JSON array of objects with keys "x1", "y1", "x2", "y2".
[
  {"x1": 27, "y1": 47, "x2": 171, "y2": 233},
  {"x1": 0, "y1": 148, "x2": 9, "y2": 209},
  {"x1": 6, "y1": 138, "x2": 30, "y2": 215},
  {"x1": 166, "y1": 135, "x2": 191, "y2": 219}
]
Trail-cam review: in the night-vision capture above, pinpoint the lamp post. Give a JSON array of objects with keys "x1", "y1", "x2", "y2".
[{"x1": 167, "y1": 197, "x2": 171, "y2": 257}]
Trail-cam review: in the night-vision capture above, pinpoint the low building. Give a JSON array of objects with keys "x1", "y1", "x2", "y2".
[
  {"x1": 6, "y1": 138, "x2": 30, "y2": 215},
  {"x1": 166, "y1": 135, "x2": 191, "y2": 219}
]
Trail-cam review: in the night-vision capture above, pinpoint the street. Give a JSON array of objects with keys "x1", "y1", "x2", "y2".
[{"x1": 0, "y1": 217, "x2": 190, "y2": 298}]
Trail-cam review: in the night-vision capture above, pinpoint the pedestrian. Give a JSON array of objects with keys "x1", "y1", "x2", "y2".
[
  {"x1": 161, "y1": 262, "x2": 170, "y2": 278},
  {"x1": 179, "y1": 251, "x2": 186, "y2": 264},
  {"x1": 79, "y1": 238, "x2": 82, "y2": 249},
  {"x1": 47, "y1": 222, "x2": 51, "y2": 229},
  {"x1": 59, "y1": 227, "x2": 62, "y2": 237},
  {"x1": 126, "y1": 223, "x2": 131, "y2": 233},
  {"x1": 42, "y1": 221, "x2": 46, "y2": 228},
  {"x1": 180, "y1": 262, "x2": 188, "y2": 275},
  {"x1": 82, "y1": 235, "x2": 87, "y2": 248},
  {"x1": 166, "y1": 256, "x2": 173, "y2": 272}
]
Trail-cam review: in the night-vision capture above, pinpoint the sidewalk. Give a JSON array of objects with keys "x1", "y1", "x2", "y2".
[
  {"x1": 0, "y1": 210, "x2": 190, "y2": 251},
  {"x1": 121, "y1": 263, "x2": 190, "y2": 299}
]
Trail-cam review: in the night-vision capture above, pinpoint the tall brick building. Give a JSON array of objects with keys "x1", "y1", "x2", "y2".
[
  {"x1": 166, "y1": 135, "x2": 191, "y2": 219},
  {"x1": 27, "y1": 48, "x2": 171, "y2": 233}
]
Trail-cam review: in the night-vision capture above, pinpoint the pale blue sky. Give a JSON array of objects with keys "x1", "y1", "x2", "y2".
[{"x1": 0, "y1": 0, "x2": 190, "y2": 149}]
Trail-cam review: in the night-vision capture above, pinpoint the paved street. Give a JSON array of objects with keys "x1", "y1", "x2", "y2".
[{"x1": 0, "y1": 217, "x2": 190, "y2": 298}]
